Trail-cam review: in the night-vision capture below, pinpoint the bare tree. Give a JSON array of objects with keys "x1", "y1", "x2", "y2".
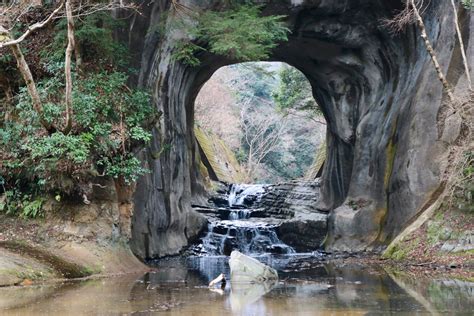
[
  {"x1": 240, "y1": 100, "x2": 288, "y2": 182},
  {"x1": 63, "y1": 0, "x2": 74, "y2": 134},
  {"x1": 194, "y1": 72, "x2": 242, "y2": 150},
  {"x1": 0, "y1": 2, "x2": 63, "y2": 49},
  {"x1": 450, "y1": 0, "x2": 472, "y2": 91},
  {"x1": 410, "y1": 0, "x2": 455, "y2": 103},
  {"x1": 0, "y1": 1, "x2": 138, "y2": 133},
  {"x1": 282, "y1": 107, "x2": 326, "y2": 126},
  {"x1": 1, "y1": 1, "x2": 64, "y2": 132},
  {"x1": 383, "y1": 0, "x2": 456, "y2": 103}
]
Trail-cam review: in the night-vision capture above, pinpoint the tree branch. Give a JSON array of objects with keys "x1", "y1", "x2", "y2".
[
  {"x1": 62, "y1": 0, "x2": 75, "y2": 135},
  {"x1": 409, "y1": 0, "x2": 455, "y2": 103},
  {"x1": 0, "y1": 2, "x2": 64, "y2": 49},
  {"x1": 9, "y1": 42, "x2": 56, "y2": 133},
  {"x1": 450, "y1": 0, "x2": 472, "y2": 91}
]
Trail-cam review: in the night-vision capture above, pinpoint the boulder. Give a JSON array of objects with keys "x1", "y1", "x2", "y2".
[
  {"x1": 229, "y1": 251, "x2": 278, "y2": 283},
  {"x1": 278, "y1": 211, "x2": 327, "y2": 252}
]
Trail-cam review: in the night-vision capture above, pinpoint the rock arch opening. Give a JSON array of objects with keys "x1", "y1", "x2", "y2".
[
  {"x1": 129, "y1": 1, "x2": 467, "y2": 259},
  {"x1": 194, "y1": 61, "x2": 326, "y2": 184}
]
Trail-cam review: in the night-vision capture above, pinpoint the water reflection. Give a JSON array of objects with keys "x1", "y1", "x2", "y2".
[
  {"x1": 229, "y1": 280, "x2": 277, "y2": 312},
  {"x1": 0, "y1": 255, "x2": 472, "y2": 315}
]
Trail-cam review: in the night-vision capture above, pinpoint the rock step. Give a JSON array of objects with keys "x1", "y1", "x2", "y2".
[{"x1": 194, "y1": 180, "x2": 328, "y2": 253}]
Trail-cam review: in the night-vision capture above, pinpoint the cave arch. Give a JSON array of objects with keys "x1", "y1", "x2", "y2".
[
  {"x1": 193, "y1": 62, "x2": 326, "y2": 184},
  {"x1": 128, "y1": 0, "x2": 470, "y2": 258}
]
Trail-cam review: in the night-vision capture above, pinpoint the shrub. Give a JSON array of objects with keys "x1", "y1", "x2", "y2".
[
  {"x1": 172, "y1": 5, "x2": 289, "y2": 66},
  {"x1": 43, "y1": 12, "x2": 128, "y2": 68},
  {"x1": 0, "y1": 71, "x2": 154, "y2": 198}
]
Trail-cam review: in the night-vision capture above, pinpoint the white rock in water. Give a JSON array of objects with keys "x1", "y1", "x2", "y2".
[{"x1": 229, "y1": 251, "x2": 278, "y2": 283}]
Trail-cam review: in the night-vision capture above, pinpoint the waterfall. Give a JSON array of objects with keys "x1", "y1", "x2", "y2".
[
  {"x1": 200, "y1": 221, "x2": 294, "y2": 256},
  {"x1": 228, "y1": 184, "x2": 266, "y2": 207},
  {"x1": 198, "y1": 184, "x2": 295, "y2": 256},
  {"x1": 229, "y1": 209, "x2": 251, "y2": 220}
]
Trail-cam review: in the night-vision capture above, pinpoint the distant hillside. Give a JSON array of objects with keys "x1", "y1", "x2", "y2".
[{"x1": 195, "y1": 62, "x2": 326, "y2": 183}]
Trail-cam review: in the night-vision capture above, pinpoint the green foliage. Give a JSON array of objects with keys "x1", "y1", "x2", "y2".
[
  {"x1": 235, "y1": 148, "x2": 247, "y2": 164},
  {"x1": 0, "y1": 51, "x2": 14, "y2": 66},
  {"x1": 0, "y1": 51, "x2": 19, "y2": 103},
  {"x1": 99, "y1": 155, "x2": 148, "y2": 185},
  {"x1": 262, "y1": 137, "x2": 315, "y2": 180},
  {"x1": 452, "y1": 150, "x2": 474, "y2": 214},
  {"x1": 0, "y1": 9, "x2": 155, "y2": 217},
  {"x1": 273, "y1": 66, "x2": 320, "y2": 117},
  {"x1": 0, "y1": 71, "x2": 154, "y2": 197},
  {"x1": 232, "y1": 63, "x2": 277, "y2": 100},
  {"x1": 172, "y1": 5, "x2": 289, "y2": 66},
  {"x1": 172, "y1": 41, "x2": 204, "y2": 67},
  {"x1": 462, "y1": 0, "x2": 473, "y2": 9},
  {"x1": 195, "y1": 62, "x2": 320, "y2": 183},
  {"x1": 28, "y1": 132, "x2": 91, "y2": 164},
  {"x1": 198, "y1": 5, "x2": 289, "y2": 61},
  {"x1": 43, "y1": 12, "x2": 128, "y2": 67},
  {"x1": 0, "y1": 189, "x2": 44, "y2": 219},
  {"x1": 21, "y1": 198, "x2": 45, "y2": 219},
  {"x1": 462, "y1": 151, "x2": 474, "y2": 177}
]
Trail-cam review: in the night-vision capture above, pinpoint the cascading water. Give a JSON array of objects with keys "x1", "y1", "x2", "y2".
[
  {"x1": 228, "y1": 209, "x2": 251, "y2": 220},
  {"x1": 228, "y1": 184, "x2": 266, "y2": 207},
  {"x1": 197, "y1": 184, "x2": 295, "y2": 256}
]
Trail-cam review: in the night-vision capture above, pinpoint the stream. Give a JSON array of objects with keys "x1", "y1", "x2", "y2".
[
  {"x1": 1, "y1": 256, "x2": 472, "y2": 315},
  {"x1": 1, "y1": 184, "x2": 472, "y2": 314}
]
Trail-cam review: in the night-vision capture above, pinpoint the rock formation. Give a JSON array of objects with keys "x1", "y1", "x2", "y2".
[
  {"x1": 229, "y1": 250, "x2": 278, "y2": 283},
  {"x1": 192, "y1": 181, "x2": 326, "y2": 254},
  {"x1": 257, "y1": 182, "x2": 328, "y2": 251},
  {"x1": 123, "y1": 1, "x2": 472, "y2": 258}
]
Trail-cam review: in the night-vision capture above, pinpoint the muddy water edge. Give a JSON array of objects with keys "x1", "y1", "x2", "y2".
[{"x1": 1, "y1": 254, "x2": 473, "y2": 315}]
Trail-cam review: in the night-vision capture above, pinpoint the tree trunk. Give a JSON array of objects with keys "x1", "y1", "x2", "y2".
[
  {"x1": 74, "y1": 42, "x2": 83, "y2": 75},
  {"x1": 9, "y1": 43, "x2": 56, "y2": 133},
  {"x1": 1, "y1": 84, "x2": 13, "y2": 122},
  {"x1": 114, "y1": 176, "x2": 136, "y2": 240},
  {"x1": 410, "y1": 0, "x2": 455, "y2": 103},
  {"x1": 63, "y1": 0, "x2": 75, "y2": 134},
  {"x1": 450, "y1": 0, "x2": 472, "y2": 91}
]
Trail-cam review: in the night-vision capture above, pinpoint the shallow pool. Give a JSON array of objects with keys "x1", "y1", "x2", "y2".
[{"x1": 1, "y1": 254, "x2": 472, "y2": 315}]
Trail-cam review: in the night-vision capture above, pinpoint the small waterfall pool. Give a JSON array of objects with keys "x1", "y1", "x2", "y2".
[
  {"x1": 3, "y1": 254, "x2": 471, "y2": 315},
  {"x1": 2, "y1": 183, "x2": 471, "y2": 315},
  {"x1": 194, "y1": 184, "x2": 295, "y2": 256}
]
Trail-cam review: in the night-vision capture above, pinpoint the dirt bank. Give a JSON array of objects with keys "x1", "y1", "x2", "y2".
[{"x1": 0, "y1": 212, "x2": 146, "y2": 287}]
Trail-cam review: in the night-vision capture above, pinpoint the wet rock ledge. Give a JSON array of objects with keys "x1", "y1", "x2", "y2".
[{"x1": 195, "y1": 181, "x2": 328, "y2": 252}]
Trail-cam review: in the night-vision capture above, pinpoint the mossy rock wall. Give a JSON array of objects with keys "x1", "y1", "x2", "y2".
[
  {"x1": 305, "y1": 140, "x2": 327, "y2": 180},
  {"x1": 194, "y1": 127, "x2": 244, "y2": 184}
]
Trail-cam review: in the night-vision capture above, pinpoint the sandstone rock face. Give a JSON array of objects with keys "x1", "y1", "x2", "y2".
[
  {"x1": 257, "y1": 182, "x2": 327, "y2": 251},
  {"x1": 277, "y1": 213, "x2": 327, "y2": 252},
  {"x1": 229, "y1": 251, "x2": 278, "y2": 283},
  {"x1": 124, "y1": 1, "x2": 472, "y2": 257},
  {"x1": 258, "y1": 182, "x2": 322, "y2": 215}
]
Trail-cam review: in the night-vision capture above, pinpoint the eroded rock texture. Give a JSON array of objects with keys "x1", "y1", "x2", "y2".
[
  {"x1": 125, "y1": 0, "x2": 472, "y2": 258},
  {"x1": 256, "y1": 182, "x2": 327, "y2": 251}
]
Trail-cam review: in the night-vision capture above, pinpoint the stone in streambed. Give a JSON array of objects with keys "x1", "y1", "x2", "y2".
[
  {"x1": 277, "y1": 211, "x2": 327, "y2": 252},
  {"x1": 229, "y1": 251, "x2": 278, "y2": 283}
]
